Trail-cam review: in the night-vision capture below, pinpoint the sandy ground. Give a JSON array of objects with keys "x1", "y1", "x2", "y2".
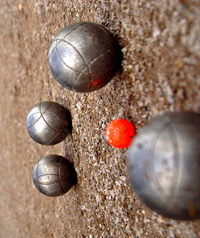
[{"x1": 0, "y1": 0, "x2": 200, "y2": 237}]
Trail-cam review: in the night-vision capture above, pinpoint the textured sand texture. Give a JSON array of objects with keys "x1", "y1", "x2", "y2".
[{"x1": 0, "y1": 0, "x2": 200, "y2": 237}]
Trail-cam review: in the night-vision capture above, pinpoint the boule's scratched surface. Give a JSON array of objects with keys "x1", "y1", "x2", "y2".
[
  {"x1": 0, "y1": 1, "x2": 200, "y2": 238},
  {"x1": 48, "y1": 22, "x2": 120, "y2": 92},
  {"x1": 127, "y1": 112, "x2": 200, "y2": 220},
  {"x1": 33, "y1": 154, "x2": 76, "y2": 197}
]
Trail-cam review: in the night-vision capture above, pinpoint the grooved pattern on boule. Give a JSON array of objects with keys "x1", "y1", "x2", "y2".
[{"x1": 48, "y1": 22, "x2": 121, "y2": 92}]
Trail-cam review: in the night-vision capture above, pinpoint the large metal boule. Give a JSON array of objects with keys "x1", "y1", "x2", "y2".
[
  {"x1": 48, "y1": 22, "x2": 121, "y2": 92},
  {"x1": 127, "y1": 111, "x2": 200, "y2": 220}
]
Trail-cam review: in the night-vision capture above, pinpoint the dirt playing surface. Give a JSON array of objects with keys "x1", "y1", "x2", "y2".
[{"x1": 0, "y1": 0, "x2": 200, "y2": 237}]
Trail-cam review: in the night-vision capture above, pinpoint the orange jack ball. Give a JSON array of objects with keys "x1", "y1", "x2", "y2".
[{"x1": 105, "y1": 119, "x2": 136, "y2": 148}]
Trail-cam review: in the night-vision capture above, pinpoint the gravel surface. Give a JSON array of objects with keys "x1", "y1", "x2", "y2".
[{"x1": 0, "y1": 0, "x2": 199, "y2": 237}]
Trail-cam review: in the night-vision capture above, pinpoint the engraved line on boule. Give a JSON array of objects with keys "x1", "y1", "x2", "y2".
[
  {"x1": 43, "y1": 110, "x2": 69, "y2": 128},
  {"x1": 147, "y1": 126, "x2": 171, "y2": 200},
  {"x1": 53, "y1": 38, "x2": 91, "y2": 78},
  {"x1": 36, "y1": 162, "x2": 41, "y2": 191},
  {"x1": 27, "y1": 112, "x2": 68, "y2": 135},
  {"x1": 33, "y1": 167, "x2": 71, "y2": 186},
  {"x1": 48, "y1": 22, "x2": 87, "y2": 60},
  {"x1": 162, "y1": 118, "x2": 181, "y2": 212},
  {"x1": 87, "y1": 48, "x2": 115, "y2": 90},
  {"x1": 37, "y1": 111, "x2": 69, "y2": 130},
  {"x1": 47, "y1": 128, "x2": 67, "y2": 145},
  {"x1": 149, "y1": 122, "x2": 180, "y2": 206},
  {"x1": 27, "y1": 102, "x2": 53, "y2": 129},
  {"x1": 57, "y1": 156, "x2": 66, "y2": 193},
  {"x1": 34, "y1": 168, "x2": 69, "y2": 180},
  {"x1": 151, "y1": 127, "x2": 171, "y2": 196},
  {"x1": 55, "y1": 22, "x2": 86, "y2": 42},
  {"x1": 57, "y1": 38, "x2": 92, "y2": 79},
  {"x1": 54, "y1": 41, "x2": 84, "y2": 74},
  {"x1": 72, "y1": 48, "x2": 115, "y2": 90},
  {"x1": 35, "y1": 173, "x2": 63, "y2": 179},
  {"x1": 39, "y1": 104, "x2": 65, "y2": 134}
]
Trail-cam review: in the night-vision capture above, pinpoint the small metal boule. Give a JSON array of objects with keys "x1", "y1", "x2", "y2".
[
  {"x1": 127, "y1": 111, "x2": 200, "y2": 220},
  {"x1": 48, "y1": 22, "x2": 121, "y2": 92},
  {"x1": 26, "y1": 101, "x2": 71, "y2": 145},
  {"x1": 33, "y1": 154, "x2": 76, "y2": 197}
]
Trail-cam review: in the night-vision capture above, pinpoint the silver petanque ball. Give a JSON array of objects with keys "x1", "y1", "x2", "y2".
[
  {"x1": 127, "y1": 112, "x2": 200, "y2": 220},
  {"x1": 33, "y1": 154, "x2": 76, "y2": 197},
  {"x1": 26, "y1": 101, "x2": 71, "y2": 145},
  {"x1": 48, "y1": 22, "x2": 121, "y2": 92}
]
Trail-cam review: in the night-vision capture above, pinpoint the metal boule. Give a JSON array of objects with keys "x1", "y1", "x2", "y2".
[
  {"x1": 127, "y1": 111, "x2": 200, "y2": 220},
  {"x1": 33, "y1": 154, "x2": 76, "y2": 197},
  {"x1": 48, "y1": 22, "x2": 121, "y2": 92},
  {"x1": 26, "y1": 101, "x2": 71, "y2": 145}
]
